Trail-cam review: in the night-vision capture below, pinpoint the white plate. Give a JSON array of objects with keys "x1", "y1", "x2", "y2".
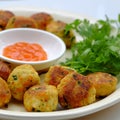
[{"x1": 0, "y1": 7, "x2": 120, "y2": 120}]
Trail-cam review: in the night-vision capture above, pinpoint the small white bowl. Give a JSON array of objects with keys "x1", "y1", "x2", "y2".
[{"x1": 0, "y1": 28, "x2": 66, "y2": 72}]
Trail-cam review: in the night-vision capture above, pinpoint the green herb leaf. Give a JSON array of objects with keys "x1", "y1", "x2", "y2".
[
  {"x1": 62, "y1": 16, "x2": 120, "y2": 75},
  {"x1": 12, "y1": 75, "x2": 18, "y2": 80}
]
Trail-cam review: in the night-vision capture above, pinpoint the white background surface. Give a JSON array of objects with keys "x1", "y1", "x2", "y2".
[
  {"x1": 0, "y1": 0, "x2": 120, "y2": 20},
  {"x1": 0, "y1": 0, "x2": 120, "y2": 120}
]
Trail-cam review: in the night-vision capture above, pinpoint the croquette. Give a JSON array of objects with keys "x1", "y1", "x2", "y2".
[
  {"x1": 0, "y1": 77, "x2": 11, "y2": 107},
  {"x1": 30, "y1": 12, "x2": 53, "y2": 30},
  {"x1": 7, "y1": 64, "x2": 40, "y2": 101},
  {"x1": 0, "y1": 10, "x2": 14, "y2": 30},
  {"x1": 6, "y1": 16, "x2": 38, "y2": 29},
  {"x1": 87, "y1": 72, "x2": 118, "y2": 97},
  {"x1": 46, "y1": 20, "x2": 76, "y2": 48},
  {"x1": 24, "y1": 84, "x2": 58, "y2": 112},
  {"x1": 44, "y1": 65, "x2": 75, "y2": 87},
  {"x1": 0, "y1": 61, "x2": 11, "y2": 81},
  {"x1": 57, "y1": 72, "x2": 96, "y2": 109}
]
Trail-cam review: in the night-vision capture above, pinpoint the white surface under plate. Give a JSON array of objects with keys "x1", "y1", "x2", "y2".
[{"x1": 0, "y1": 7, "x2": 120, "y2": 120}]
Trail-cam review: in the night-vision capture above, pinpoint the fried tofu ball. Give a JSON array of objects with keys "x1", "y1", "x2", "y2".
[
  {"x1": 0, "y1": 10, "x2": 14, "y2": 30},
  {"x1": 87, "y1": 72, "x2": 118, "y2": 97},
  {"x1": 30, "y1": 12, "x2": 53, "y2": 30},
  {"x1": 0, "y1": 61, "x2": 11, "y2": 81},
  {"x1": 57, "y1": 72, "x2": 96, "y2": 109},
  {"x1": 7, "y1": 64, "x2": 40, "y2": 101},
  {"x1": 44, "y1": 65, "x2": 75, "y2": 87},
  {"x1": 0, "y1": 77, "x2": 11, "y2": 108},
  {"x1": 6, "y1": 16, "x2": 38, "y2": 29},
  {"x1": 24, "y1": 84, "x2": 58, "y2": 112},
  {"x1": 46, "y1": 20, "x2": 76, "y2": 48}
]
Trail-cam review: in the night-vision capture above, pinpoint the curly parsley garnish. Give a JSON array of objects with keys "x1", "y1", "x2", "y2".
[{"x1": 62, "y1": 15, "x2": 120, "y2": 75}]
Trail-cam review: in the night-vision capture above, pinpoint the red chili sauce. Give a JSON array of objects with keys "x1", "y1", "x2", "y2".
[{"x1": 3, "y1": 42, "x2": 47, "y2": 61}]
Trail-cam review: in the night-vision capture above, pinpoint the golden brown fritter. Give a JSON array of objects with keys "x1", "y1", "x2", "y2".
[
  {"x1": 24, "y1": 84, "x2": 58, "y2": 112},
  {"x1": 87, "y1": 72, "x2": 118, "y2": 97},
  {"x1": 57, "y1": 72, "x2": 96, "y2": 109},
  {"x1": 0, "y1": 77, "x2": 11, "y2": 108},
  {"x1": 7, "y1": 64, "x2": 40, "y2": 101},
  {"x1": 0, "y1": 10, "x2": 14, "y2": 30},
  {"x1": 0, "y1": 61, "x2": 11, "y2": 81},
  {"x1": 44, "y1": 65, "x2": 75, "y2": 87},
  {"x1": 30, "y1": 12, "x2": 53, "y2": 30},
  {"x1": 6, "y1": 16, "x2": 38, "y2": 29},
  {"x1": 46, "y1": 20, "x2": 76, "y2": 48}
]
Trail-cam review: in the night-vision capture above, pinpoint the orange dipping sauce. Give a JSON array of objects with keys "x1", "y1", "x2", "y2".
[{"x1": 3, "y1": 42, "x2": 47, "y2": 61}]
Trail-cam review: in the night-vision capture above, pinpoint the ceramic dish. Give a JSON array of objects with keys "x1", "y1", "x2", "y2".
[
  {"x1": 0, "y1": 7, "x2": 120, "y2": 120},
  {"x1": 0, "y1": 28, "x2": 66, "y2": 71}
]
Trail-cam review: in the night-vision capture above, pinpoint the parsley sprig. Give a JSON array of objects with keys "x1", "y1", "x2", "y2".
[{"x1": 62, "y1": 15, "x2": 120, "y2": 75}]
